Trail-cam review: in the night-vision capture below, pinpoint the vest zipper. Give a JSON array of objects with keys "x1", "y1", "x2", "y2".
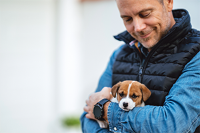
[
  {"x1": 131, "y1": 45, "x2": 144, "y2": 82},
  {"x1": 137, "y1": 27, "x2": 177, "y2": 82},
  {"x1": 139, "y1": 66, "x2": 143, "y2": 82}
]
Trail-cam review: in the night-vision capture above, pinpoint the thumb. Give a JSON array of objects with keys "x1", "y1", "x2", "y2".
[
  {"x1": 101, "y1": 87, "x2": 112, "y2": 99},
  {"x1": 102, "y1": 87, "x2": 111, "y2": 93}
]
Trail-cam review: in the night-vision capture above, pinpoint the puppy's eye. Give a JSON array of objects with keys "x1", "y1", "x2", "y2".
[
  {"x1": 132, "y1": 94, "x2": 138, "y2": 98},
  {"x1": 119, "y1": 92, "x2": 124, "y2": 97}
]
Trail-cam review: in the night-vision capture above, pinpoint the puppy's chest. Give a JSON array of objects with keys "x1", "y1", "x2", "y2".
[{"x1": 111, "y1": 97, "x2": 118, "y2": 103}]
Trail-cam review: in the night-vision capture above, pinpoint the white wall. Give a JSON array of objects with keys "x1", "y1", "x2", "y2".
[
  {"x1": 173, "y1": 0, "x2": 200, "y2": 30},
  {"x1": 56, "y1": 0, "x2": 82, "y2": 116},
  {"x1": 0, "y1": 0, "x2": 57, "y2": 133}
]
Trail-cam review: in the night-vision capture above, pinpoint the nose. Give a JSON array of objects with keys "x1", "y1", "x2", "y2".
[
  {"x1": 123, "y1": 102, "x2": 128, "y2": 108},
  {"x1": 133, "y1": 19, "x2": 146, "y2": 32}
]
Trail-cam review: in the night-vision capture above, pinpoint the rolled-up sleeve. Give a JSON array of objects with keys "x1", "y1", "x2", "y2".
[{"x1": 108, "y1": 52, "x2": 200, "y2": 133}]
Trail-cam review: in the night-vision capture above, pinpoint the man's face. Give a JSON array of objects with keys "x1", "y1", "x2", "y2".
[{"x1": 116, "y1": 0, "x2": 175, "y2": 51}]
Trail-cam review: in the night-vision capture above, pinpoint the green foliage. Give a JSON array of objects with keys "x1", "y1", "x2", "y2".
[{"x1": 62, "y1": 116, "x2": 81, "y2": 127}]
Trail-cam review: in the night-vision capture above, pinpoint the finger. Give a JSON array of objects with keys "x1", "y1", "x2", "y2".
[
  {"x1": 85, "y1": 113, "x2": 91, "y2": 119},
  {"x1": 83, "y1": 106, "x2": 89, "y2": 112},
  {"x1": 85, "y1": 113, "x2": 95, "y2": 120},
  {"x1": 88, "y1": 93, "x2": 95, "y2": 99},
  {"x1": 101, "y1": 87, "x2": 112, "y2": 99},
  {"x1": 88, "y1": 93, "x2": 96, "y2": 101},
  {"x1": 85, "y1": 99, "x2": 90, "y2": 105}
]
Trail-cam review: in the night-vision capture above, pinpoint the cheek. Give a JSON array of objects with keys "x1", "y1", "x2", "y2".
[
  {"x1": 149, "y1": 14, "x2": 169, "y2": 33},
  {"x1": 125, "y1": 23, "x2": 134, "y2": 33},
  {"x1": 144, "y1": 12, "x2": 163, "y2": 28},
  {"x1": 145, "y1": 19, "x2": 160, "y2": 32},
  {"x1": 132, "y1": 97, "x2": 142, "y2": 106}
]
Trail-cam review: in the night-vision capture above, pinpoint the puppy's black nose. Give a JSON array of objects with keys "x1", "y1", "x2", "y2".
[{"x1": 123, "y1": 102, "x2": 128, "y2": 108}]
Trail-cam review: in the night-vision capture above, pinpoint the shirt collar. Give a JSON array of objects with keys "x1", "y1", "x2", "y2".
[
  {"x1": 138, "y1": 42, "x2": 149, "y2": 58},
  {"x1": 129, "y1": 41, "x2": 149, "y2": 58}
]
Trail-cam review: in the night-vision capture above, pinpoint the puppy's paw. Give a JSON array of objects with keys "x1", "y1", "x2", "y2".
[{"x1": 97, "y1": 120, "x2": 108, "y2": 128}]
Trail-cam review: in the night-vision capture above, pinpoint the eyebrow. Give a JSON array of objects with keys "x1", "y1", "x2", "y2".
[
  {"x1": 121, "y1": 15, "x2": 129, "y2": 18},
  {"x1": 120, "y1": 8, "x2": 153, "y2": 18}
]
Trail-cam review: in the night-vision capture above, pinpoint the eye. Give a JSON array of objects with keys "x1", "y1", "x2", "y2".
[
  {"x1": 122, "y1": 17, "x2": 132, "y2": 22},
  {"x1": 132, "y1": 94, "x2": 138, "y2": 98},
  {"x1": 125, "y1": 17, "x2": 132, "y2": 22},
  {"x1": 139, "y1": 12, "x2": 151, "y2": 18},
  {"x1": 119, "y1": 92, "x2": 124, "y2": 97}
]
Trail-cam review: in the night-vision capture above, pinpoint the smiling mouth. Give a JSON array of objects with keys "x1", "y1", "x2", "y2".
[{"x1": 140, "y1": 31, "x2": 152, "y2": 39}]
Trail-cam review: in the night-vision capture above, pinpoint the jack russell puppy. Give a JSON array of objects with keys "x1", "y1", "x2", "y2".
[{"x1": 97, "y1": 80, "x2": 151, "y2": 128}]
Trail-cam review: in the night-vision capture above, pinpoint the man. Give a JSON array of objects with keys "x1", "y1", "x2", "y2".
[{"x1": 81, "y1": 0, "x2": 200, "y2": 132}]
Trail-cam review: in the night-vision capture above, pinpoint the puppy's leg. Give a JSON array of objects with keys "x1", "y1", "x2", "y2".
[{"x1": 97, "y1": 120, "x2": 108, "y2": 128}]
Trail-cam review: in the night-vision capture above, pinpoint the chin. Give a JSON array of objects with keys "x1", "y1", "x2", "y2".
[
  {"x1": 140, "y1": 40, "x2": 158, "y2": 50},
  {"x1": 140, "y1": 43, "x2": 154, "y2": 50},
  {"x1": 139, "y1": 34, "x2": 160, "y2": 49}
]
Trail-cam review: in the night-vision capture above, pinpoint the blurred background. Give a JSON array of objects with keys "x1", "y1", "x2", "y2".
[{"x1": 0, "y1": 0, "x2": 199, "y2": 133}]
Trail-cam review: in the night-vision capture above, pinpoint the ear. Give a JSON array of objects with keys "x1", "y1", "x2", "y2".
[
  {"x1": 140, "y1": 84, "x2": 151, "y2": 102},
  {"x1": 164, "y1": 0, "x2": 173, "y2": 12},
  {"x1": 111, "y1": 82, "x2": 121, "y2": 97}
]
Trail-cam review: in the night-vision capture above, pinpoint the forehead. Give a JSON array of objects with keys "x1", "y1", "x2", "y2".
[{"x1": 116, "y1": 0, "x2": 161, "y2": 15}]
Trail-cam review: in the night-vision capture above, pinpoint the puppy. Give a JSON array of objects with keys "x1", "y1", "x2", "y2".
[
  {"x1": 111, "y1": 80, "x2": 151, "y2": 111},
  {"x1": 97, "y1": 80, "x2": 151, "y2": 128}
]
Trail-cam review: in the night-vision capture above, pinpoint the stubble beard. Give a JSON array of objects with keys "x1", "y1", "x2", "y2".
[
  {"x1": 131, "y1": 29, "x2": 156, "y2": 49},
  {"x1": 132, "y1": 21, "x2": 171, "y2": 50}
]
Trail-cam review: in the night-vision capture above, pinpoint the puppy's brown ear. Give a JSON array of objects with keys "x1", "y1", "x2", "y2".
[
  {"x1": 111, "y1": 82, "x2": 121, "y2": 97},
  {"x1": 140, "y1": 84, "x2": 151, "y2": 102}
]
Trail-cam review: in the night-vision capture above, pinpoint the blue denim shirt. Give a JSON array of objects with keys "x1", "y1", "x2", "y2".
[{"x1": 80, "y1": 44, "x2": 200, "y2": 133}]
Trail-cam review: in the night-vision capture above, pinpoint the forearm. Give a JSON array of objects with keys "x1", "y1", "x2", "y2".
[{"x1": 108, "y1": 95, "x2": 200, "y2": 133}]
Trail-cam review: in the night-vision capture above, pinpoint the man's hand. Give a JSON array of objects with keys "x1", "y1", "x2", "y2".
[{"x1": 83, "y1": 87, "x2": 112, "y2": 120}]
